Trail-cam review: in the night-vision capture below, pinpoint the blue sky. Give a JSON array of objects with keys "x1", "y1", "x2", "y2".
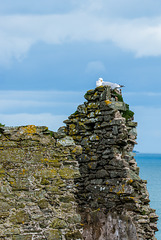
[{"x1": 0, "y1": 0, "x2": 161, "y2": 153}]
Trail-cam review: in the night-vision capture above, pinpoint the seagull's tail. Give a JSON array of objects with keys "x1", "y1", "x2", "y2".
[{"x1": 119, "y1": 85, "x2": 125, "y2": 88}]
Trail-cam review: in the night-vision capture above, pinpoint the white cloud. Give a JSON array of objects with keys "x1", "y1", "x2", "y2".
[
  {"x1": 0, "y1": 12, "x2": 161, "y2": 65},
  {"x1": 111, "y1": 18, "x2": 161, "y2": 57}
]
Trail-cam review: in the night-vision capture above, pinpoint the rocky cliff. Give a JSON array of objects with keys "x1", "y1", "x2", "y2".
[{"x1": 0, "y1": 86, "x2": 158, "y2": 240}]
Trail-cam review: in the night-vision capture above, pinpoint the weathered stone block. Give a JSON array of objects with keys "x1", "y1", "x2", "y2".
[
  {"x1": 45, "y1": 229, "x2": 62, "y2": 240},
  {"x1": 10, "y1": 210, "x2": 30, "y2": 224},
  {"x1": 12, "y1": 235, "x2": 32, "y2": 240},
  {"x1": 96, "y1": 169, "x2": 109, "y2": 178},
  {"x1": 51, "y1": 218, "x2": 67, "y2": 229},
  {"x1": 65, "y1": 230, "x2": 82, "y2": 240},
  {"x1": 58, "y1": 136, "x2": 75, "y2": 146}
]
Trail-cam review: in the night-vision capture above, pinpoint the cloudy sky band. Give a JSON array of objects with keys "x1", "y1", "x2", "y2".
[{"x1": 1, "y1": 13, "x2": 161, "y2": 65}]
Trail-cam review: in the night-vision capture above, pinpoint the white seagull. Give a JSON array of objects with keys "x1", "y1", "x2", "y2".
[{"x1": 96, "y1": 78, "x2": 124, "y2": 89}]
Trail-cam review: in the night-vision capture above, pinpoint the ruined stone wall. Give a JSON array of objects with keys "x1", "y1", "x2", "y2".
[
  {"x1": 64, "y1": 86, "x2": 158, "y2": 240},
  {"x1": 0, "y1": 126, "x2": 83, "y2": 240},
  {"x1": 0, "y1": 86, "x2": 158, "y2": 240}
]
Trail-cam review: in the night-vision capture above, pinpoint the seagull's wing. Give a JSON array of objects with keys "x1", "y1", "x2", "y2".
[
  {"x1": 102, "y1": 81, "x2": 124, "y2": 89},
  {"x1": 102, "y1": 81, "x2": 112, "y2": 87}
]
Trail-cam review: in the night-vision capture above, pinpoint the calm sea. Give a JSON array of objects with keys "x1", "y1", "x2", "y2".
[{"x1": 136, "y1": 153, "x2": 161, "y2": 239}]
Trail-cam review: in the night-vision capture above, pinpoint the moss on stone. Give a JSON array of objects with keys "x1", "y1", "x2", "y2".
[
  {"x1": 45, "y1": 229, "x2": 62, "y2": 240},
  {"x1": 87, "y1": 102, "x2": 99, "y2": 109},
  {"x1": 59, "y1": 167, "x2": 80, "y2": 179},
  {"x1": 51, "y1": 218, "x2": 67, "y2": 229},
  {"x1": 72, "y1": 146, "x2": 82, "y2": 155},
  {"x1": 84, "y1": 90, "x2": 95, "y2": 100},
  {"x1": 121, "y1": 103, "x2": 134, "y2": 121},
  {"x1": 0, "y1": 168, "x2": 5, "y2": 174},
  {"x1": 49, "y1": 131, "x2": 54, "y2": 137},
  {"x1": 61, "y1": 203, "x2": 73, "y2": 212},
  {"x1": 40, "y1": 178, "x2": 50, "y2": 185},
  {"x1": 59, "y1": 195, "x2": 75, "y2": 203},
  {"x1": 72, "y1": 135, "x2": 82, "y2": 141},
  {"x1": 12, "y1": 235, "x2": 32, "y2": 240},
  {"x1": 95, "y1": 109, "x2": 101, "y2": 115},
  {"x1": 65, "y1": 230, "x2": 82, "y2": 240},
  {"x1": 44, "y1": 158, "x2": 61, "y2": 167},
  {"x1": 38, "y1": 199, "x2": 49, "y2": 209},
  {"x1": 0, "y1": 201, "x2": 10, "y2": 218},
  {"x1": 39, "y1": 169, "x2": 58, "y2": 179},
  {"x1": 55, "y1": 178, "x2": 66, "y2": 187},
  {"x1": 73, "y1": 110, "x2": 79, "y2": 115},
  {"x1": 45, "y1": 185, "x2": 59, "y2": 193},
  {"x1": 10, "y1": 210, "x2": 30, "y2": 224},
  {"x1": 122, "y1": 110, "x2": 134, "y2": 121},
  {"x1": 112, "y1": 90, "x2": 124, "y2": 102}
]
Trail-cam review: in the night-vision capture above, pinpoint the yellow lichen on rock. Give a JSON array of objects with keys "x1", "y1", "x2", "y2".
[
  {"x1": 127, "y1": 179, "x2": 133, "y2": 184},
  {"x1": 72, "y1": 146, "x2": 82, "y2": 155},
  {"x1": 22, "y1": 125, "x2": 37, "y2": 135},
  {"x1": 109, "y1": 186, "x2": 115, "y2": 192},
  {"x1": 105, "y1": 100, "x2": 112, "y2": 105}
]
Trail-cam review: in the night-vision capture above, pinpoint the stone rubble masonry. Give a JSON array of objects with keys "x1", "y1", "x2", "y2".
[
  {"x1": 0, "y1": 125, "x2": 82, "y2": 240},
  {"x1": 64, "y1": 86, "x2": 158, "y2": 240},
  {"x1": 0, "y1": 86, "x2": 158, "y2": 240}
]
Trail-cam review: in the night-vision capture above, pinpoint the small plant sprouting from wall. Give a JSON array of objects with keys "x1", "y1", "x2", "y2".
[{"x1": 122, "y1": 104, "x2": 134, "y2": 121}]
